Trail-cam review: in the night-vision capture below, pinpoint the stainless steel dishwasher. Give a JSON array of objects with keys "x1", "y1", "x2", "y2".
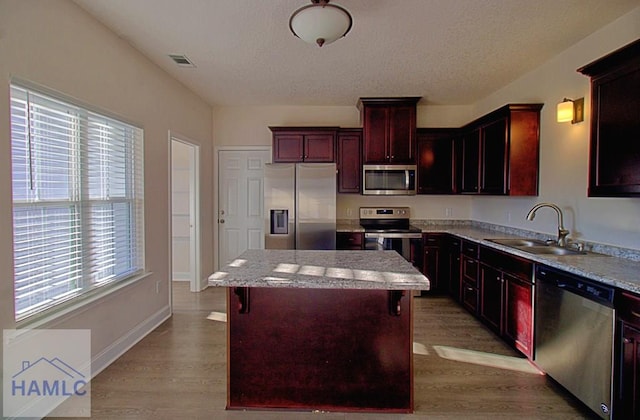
[{"x1": 535, "y1": 264, "x2": 615, "y2": 419}]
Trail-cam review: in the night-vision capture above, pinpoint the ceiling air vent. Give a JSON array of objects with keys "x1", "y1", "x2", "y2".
[{"x1": 168, "y1": 54, "x2": 195, "y2": 67}]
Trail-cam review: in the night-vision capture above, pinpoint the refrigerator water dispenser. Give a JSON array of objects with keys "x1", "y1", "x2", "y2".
[{"x1": 270, "y1": 210, "x2": 288, "y2": 234}]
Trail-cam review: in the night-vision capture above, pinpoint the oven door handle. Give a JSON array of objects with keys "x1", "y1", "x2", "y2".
[{"x1": 364, "y1": 232, "x2": 423, "y2": 239}]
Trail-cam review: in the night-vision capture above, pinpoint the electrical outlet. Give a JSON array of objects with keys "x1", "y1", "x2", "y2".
[
  {"x1": 445, "y1": 207, "x2": 453, "y2": 217},
  {"x1": 346, "y1": 207, "x2": 353, "y2": 217},
  {"x1": 507, "y1": 211, "x2": 512, "y2": 222},
  {"x1": 155, "y1": 280, "x2": 160, "y2": 294}
]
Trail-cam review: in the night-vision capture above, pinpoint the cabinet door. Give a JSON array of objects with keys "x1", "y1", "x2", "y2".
[
  {"x1": 273, "y1": 134, "x2": 303, "y2": 162},
  {"x1": 504, "y1": 274, "x2": 533, "y2": 358},
  {"x1": 480, "y1": 264, "x2": 503, "y2": 334},
  {"x1": 460, "y1": 129, "x2": 480, "y2": 193},
  {"x1": 417, "y1": 130, "x2": 456, "y2": 194},
  {"x1": 619, "y1": 324, "x2": 640, "y2": 418},
  {"x1": 423, "y1": 246, "x2": 440, "y2": 291},
  {"x1": 304, "y1": 134, "x2": 335, "y2": 162},
  {"x1": 480, "y1": 118, "x2": 507, "y2": 194},
  {"x1": 362, "y1": 106, "x2": 389, "y2": 163},
  {"x1": 337, "y1": 131, "x2": 362, "y2": 193},
  {"x1": 448, "y1": 237, "x2": 461, "y2": 302},
  {"x1": 579, "y1": 40, "x2": 640, "y2": 197},
  {"x1": 388, "y1": 105, "x2": 415, "y2": 163},
  {"x1": 590, "y1": 68, "x2": 640, "y2": 196}
]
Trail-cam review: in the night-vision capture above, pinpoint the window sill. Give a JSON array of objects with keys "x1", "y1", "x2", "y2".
[{"x1": 15, "y1": 271, "x2": 154, "y2": 329}]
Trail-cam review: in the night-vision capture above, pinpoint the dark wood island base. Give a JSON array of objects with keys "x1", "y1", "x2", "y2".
[{"x1": 227, "y1": 287, "x2": 414, "y2": 413}]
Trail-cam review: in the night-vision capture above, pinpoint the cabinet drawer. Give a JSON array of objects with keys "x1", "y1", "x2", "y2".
[
  {"x1": 479, "y1": 246, "x2": 533, "y2": 281},
  {"x1": 461, "y1": 241, "x2": 478, "y2": 258},
  {"x1": 461, "y1": 254, "x2": 478, "y2": 285},
  {"x1": 336, "y1": 232, "x2": 364, "y2": 250},
  {"x1": 618, "y1": 291, "x2": 640, "y2": 327},
  {"x1": 462, "y1": 280, "x2": 479, "y2": 314}
]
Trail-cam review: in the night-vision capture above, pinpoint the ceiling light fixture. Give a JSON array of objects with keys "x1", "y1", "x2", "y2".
[{"x1": 289, "y1": 0, "x2": 353, "y2": 47}]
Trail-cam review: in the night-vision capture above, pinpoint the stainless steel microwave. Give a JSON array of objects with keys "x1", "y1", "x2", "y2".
[{"x1": 362, "y1": 164, "x2": 417, "y2": 195}]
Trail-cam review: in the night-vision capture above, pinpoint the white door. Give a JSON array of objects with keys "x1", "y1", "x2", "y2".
[{"x1": 218, "y1": 149, "x2": 271, "y2": 266}]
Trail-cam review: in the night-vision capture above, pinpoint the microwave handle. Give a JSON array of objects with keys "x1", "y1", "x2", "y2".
[{"x1": 405, "y1": 170, "x2": 409, "y2": 189}]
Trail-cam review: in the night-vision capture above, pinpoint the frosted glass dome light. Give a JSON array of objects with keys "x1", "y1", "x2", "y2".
[{"x1": 289, "y1": 0, "x2": 353, "y2": 47}]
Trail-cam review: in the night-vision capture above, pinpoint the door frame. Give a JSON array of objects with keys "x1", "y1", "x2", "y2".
[
  {"x1": 169, "y1": 133, "x2": 202, "y2": 293},
  {"x1": 214, "y1": 145, "x2": 271, "y2": 271}
]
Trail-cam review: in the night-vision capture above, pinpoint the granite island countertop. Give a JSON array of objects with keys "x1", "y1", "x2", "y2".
[{"x1": 209, "y1": 249, "x2": 430, "y2": 290}]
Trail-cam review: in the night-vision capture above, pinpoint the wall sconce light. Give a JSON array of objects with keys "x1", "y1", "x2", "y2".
[{"x1": 557, "y1": 97, "x2": 584, "y2": 124}]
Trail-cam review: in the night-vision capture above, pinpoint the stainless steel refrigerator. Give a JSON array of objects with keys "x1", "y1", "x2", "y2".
[{"x1": 264, "y1": 163, "x2": 336, "y2": 250}]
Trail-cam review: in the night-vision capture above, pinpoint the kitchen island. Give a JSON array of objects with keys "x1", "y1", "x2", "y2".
[{"x1": 208, "y1": 249, "x2": 430, "y2": 413}]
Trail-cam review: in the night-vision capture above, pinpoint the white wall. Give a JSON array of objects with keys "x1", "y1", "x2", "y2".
[
  {"x1": 212, "y1": 103, "x2": 474, "y2": 221},
  {"x1": 471, "y1": 6, "x2": 640, "y2": 249},
  {"x1": 0, "y1": 0, "x2": 213, "y2": 371},
  {"x1": 212, "y1": 7, "x2": 640, "y2": 251}
]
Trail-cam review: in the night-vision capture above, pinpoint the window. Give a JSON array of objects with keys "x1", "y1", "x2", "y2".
[{"x1": 10, "y1": 83, "x2": 144, "y2": 321}]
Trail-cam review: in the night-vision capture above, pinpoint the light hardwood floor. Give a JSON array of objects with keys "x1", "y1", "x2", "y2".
[{"x1": 52, "y1": 282, "x2": 597, "y2": 419}]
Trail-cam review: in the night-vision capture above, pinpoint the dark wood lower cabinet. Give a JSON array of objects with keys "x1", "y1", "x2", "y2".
[
  {"x1": 478, "y1": 245, "x2": 533, "y2": 358},
  {"x1": 460, "y1": 240, "x2": 479, "y2": 315},
  {"x1": 480, "y1": 264, "x2": 503, "y2": 333},
  {"x1": 503, "y1": 273, "x2": 533, "y2": 358},
  {"x1": 616, "y1": 291, "x2": 640, "y2": 418},
  {"x1": 227, "y1": 287, "x2": 413, "y2": 412},
  {"x1": 422, "y1": 233, "x2": 449, "y2": 293},
  {"x1": 448, "y1": 236, "x2": 462, "y2": 302},
  {"x1": 618, "y1": 324, "x2": 640, "y2": 418},
  {"x1": 336, "y1": 232, "x2": 364, "y2": 250}
]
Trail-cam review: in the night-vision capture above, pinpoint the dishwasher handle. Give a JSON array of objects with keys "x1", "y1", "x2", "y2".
[{"x1": 536, "y1": 265, "x2": 614, "y2": 307}]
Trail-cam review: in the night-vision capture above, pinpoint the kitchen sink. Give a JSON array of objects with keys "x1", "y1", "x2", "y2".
[
  {"x1": 486, "y1": 238, "x2": 587, "y2": 256},
  {"x1": 487, "y1": 238, "x2": 549, "y2": 247},
  {"x1": 522, "y1": 245, "x2": 586, "y2": 255}
]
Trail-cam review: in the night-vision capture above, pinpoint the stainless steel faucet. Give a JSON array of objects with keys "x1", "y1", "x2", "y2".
[{"x1": 526, "y1": 203, "x2": 570, "y2": 247}]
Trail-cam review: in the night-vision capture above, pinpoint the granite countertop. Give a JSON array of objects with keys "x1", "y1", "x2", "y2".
[
  {"x1": 336, "y1": 220, "x2": 364, "y2": 232},
  {"x1": 335, "y1": 219, "x2": 640, "y2": 294},
  {"x1": 209, "y1": 249, "x2": 430, "y2": 290},
  {"x1": 416, "y1": 221, "x2": 640, "y2": 294}
]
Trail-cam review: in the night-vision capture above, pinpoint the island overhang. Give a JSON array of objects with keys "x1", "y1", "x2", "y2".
[{"x1": 208, "y1": 249, "x2": 430, "y2": 291}]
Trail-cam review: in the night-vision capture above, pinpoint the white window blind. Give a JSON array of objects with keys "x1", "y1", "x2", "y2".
[{"x1": 10, "y1": 83, "x2": 144, "y2": 321}]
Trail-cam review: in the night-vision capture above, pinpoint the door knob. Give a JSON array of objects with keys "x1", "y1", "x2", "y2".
[
  {"x1": 220, "y1": 210, "x2": 225, "y2": 215},
  {"x1": 219, "y1": 219, "x2": 225, "y2": 224}
]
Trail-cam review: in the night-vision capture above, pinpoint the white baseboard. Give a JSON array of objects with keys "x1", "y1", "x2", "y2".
[{"x1": 90, "y1": 305, "x2": 171, "y2": 378}]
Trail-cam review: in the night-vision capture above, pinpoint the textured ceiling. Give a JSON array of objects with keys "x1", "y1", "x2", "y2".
[{"x1": 73, "y1": 0, "x2": 638, "y2": 107}]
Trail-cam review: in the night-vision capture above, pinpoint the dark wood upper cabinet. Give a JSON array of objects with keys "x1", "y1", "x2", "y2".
[
  {"x1": 336, "y1": 128, "x2": 362, "y2": 193},
  {"x1": 578, "y1": 38, "x2": 640, "y2": 197},
  {"x1": 270, "y1": 127, "x2": 338, "y2": 163},
  {"x1": 358, "y1": 97, "x2": 420, "y2": 164},
  {"x1": 416, "y1": 128, "x2": 458, "y2": 194},
  {"x1": 459, "y1": 104, "x2": 542, "y2": 196},
  {"x1": 460, "y1": 128, "x2": 481, "y2": 193}
]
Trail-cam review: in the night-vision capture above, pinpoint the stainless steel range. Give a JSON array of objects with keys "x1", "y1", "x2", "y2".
[{"x1": 360, "y1": 207, "x2": 423, "y2": 268}]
